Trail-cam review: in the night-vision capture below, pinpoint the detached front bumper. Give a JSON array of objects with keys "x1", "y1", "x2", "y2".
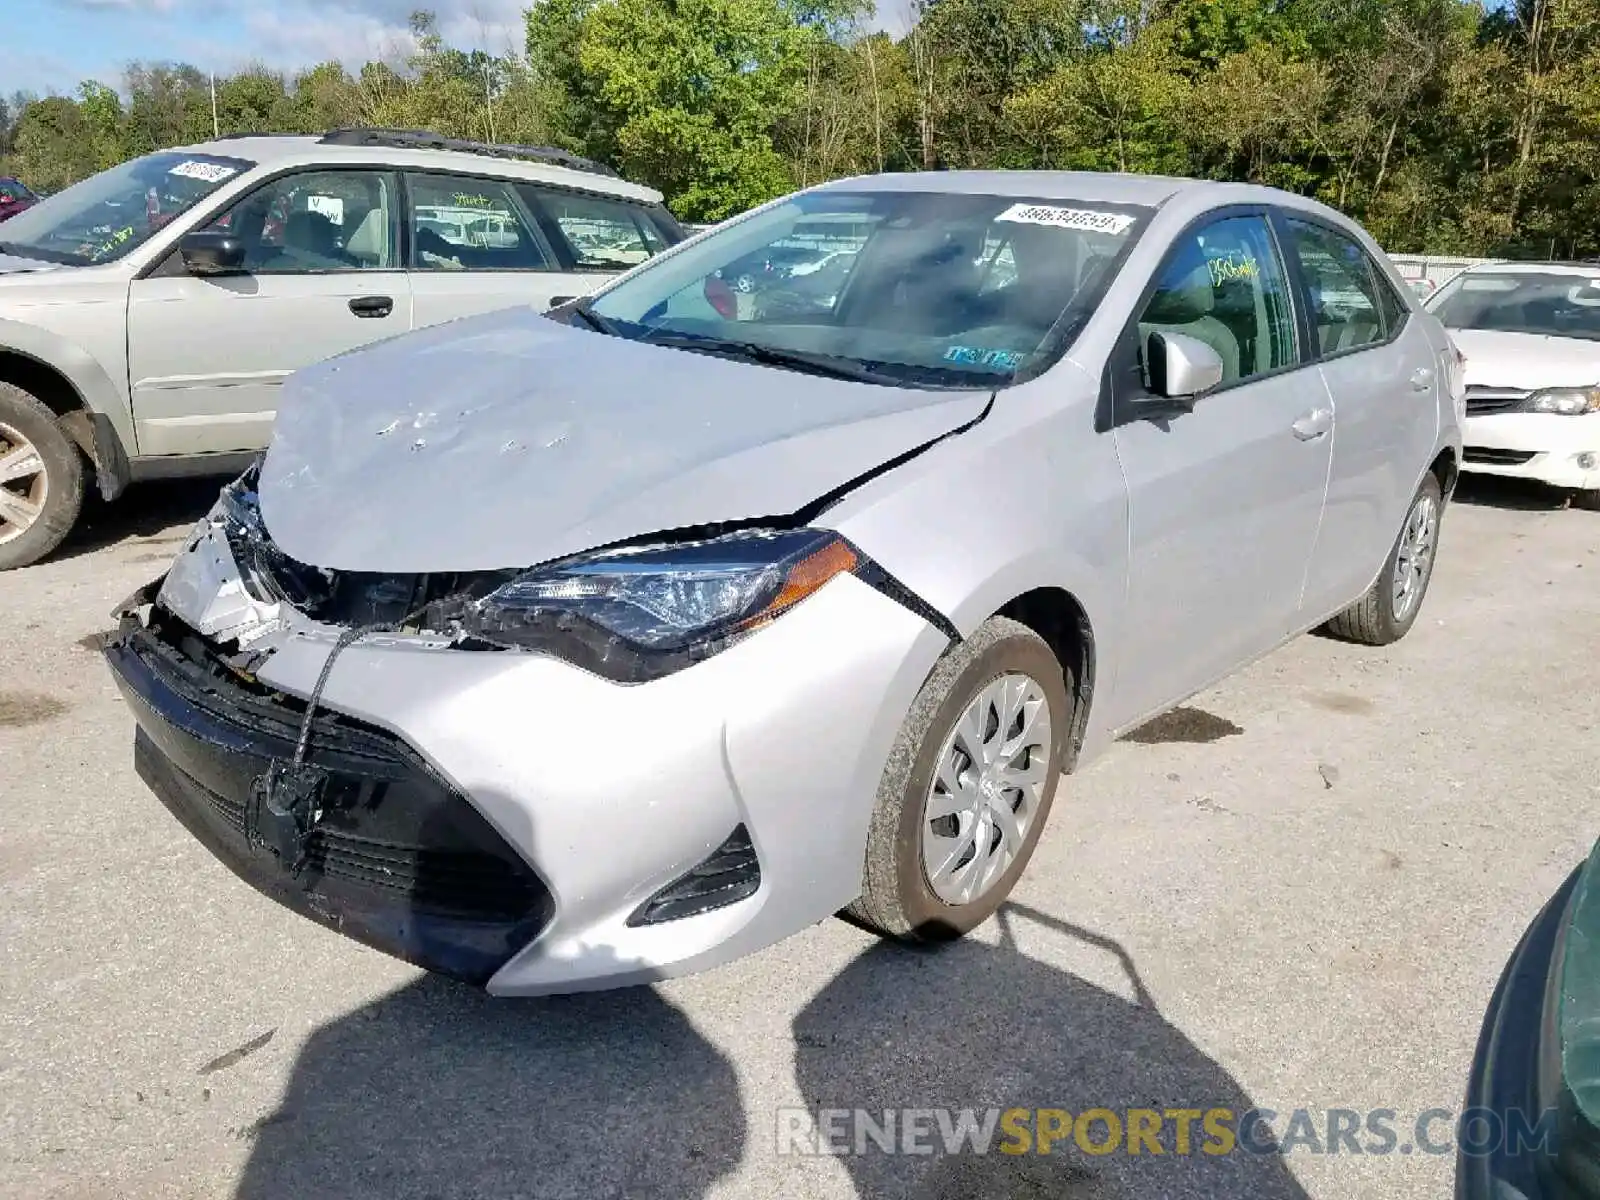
[
  {"x1": 1461, "y1": 412, "x2": 1600, "y2": 490},
  {"x1": 105, "y1": 613, "x2": 555, "y2": 986},
  {"x1": 108, "y1": 557, "x2": 947, "y2": 994}
]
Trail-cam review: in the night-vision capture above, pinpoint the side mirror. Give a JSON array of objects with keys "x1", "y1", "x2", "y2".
[
  {"x1": 179, "y1": 230, "x2": 247, "y2": 276},
  {"x1": 1147, "y1": 331, "x2": 1223, "y2": 403}
]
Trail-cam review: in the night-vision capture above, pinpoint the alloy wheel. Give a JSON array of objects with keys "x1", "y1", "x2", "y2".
[{"x1": 0, "y1": 421, "x2": 47, "y2": 546}]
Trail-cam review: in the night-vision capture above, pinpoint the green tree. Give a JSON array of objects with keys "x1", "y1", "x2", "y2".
[{"x1": 575, "y1": 0, "x2": 811, "y2": 219}]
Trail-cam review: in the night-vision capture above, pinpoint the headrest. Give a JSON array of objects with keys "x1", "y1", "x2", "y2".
[
  {"x1": 345, "y1": 208, "x2": 387, "y2": 261},
  {"x1": 1144, "y1": 263, "x2": 1215, "y2": 323}
]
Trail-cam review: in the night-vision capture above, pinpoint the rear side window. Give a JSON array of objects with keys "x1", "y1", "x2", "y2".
[
  {"x1": 523, "y1": 187, "x2": 673, "y2": 270},
  {"x1": 1285, "y1": 219, "x2": 1395, "y2": 355},
  {"x1": 406, "y1": 173, "x2": 553, "y2": 272}
]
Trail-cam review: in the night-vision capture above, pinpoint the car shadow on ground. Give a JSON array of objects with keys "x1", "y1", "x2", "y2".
[
  {"x1": 793, "y1": 904, "x2": 1311, "y2": 1200},
  {"x1": 1450, "y1": 474, "x2": 1574, "y2": 512},
  {"x1": 234, "y1": 965, "x2": 745, "y2": 1200},
  {"x1": 50, "y1": 476, "x2": 229, "y2": 563},
  {"x1": 237, "y1": 904, "x2": 1307, "y2": 1200}
]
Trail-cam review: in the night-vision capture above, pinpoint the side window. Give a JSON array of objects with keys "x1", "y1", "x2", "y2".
[
  {"x1": 1285, "y1": 219, "x2": 1387, "y2": 355},
  {"x1": 1374, "y1": 267, "x2": 1410, "y2": 337},
  {"x1": 206, "y1": 170, "x2": 397, "y2": 273},
  {"x1": 1137, "y1": 214, "x2": 1297, "y2": 388},
  {"x1": 406, "y1": 173, "x2": 551, "y2": 272},
  {"x1": 523, "y1": 187, "x2": 670, "y2": 270}
]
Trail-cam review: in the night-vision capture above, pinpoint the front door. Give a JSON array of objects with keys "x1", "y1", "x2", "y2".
[
  {"x1": 1107, "y1": 211, "x2": 1333, "y2": 729},
  {"x1": 127, "y1": 168, "x2": 412, "y2": 456}
]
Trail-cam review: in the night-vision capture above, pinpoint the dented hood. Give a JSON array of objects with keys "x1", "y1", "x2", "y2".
[{"x1": 258, "y1": 308, "x2": 989, "y2": 573}]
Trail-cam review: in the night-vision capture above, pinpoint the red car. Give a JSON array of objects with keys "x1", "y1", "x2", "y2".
[{"x1": 0, "y1": 178, "x2": 38, "y2": 222}]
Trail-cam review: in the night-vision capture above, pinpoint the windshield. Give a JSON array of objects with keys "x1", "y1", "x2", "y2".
[
  {"x1": 1428, "y1": 270, "x2": 1600, "y2": 343},
  {"x1": 582, "y1": 189, "x2": 1150, "y2": 389},
  {"x1": 0, "y1": 152, "x2": 252, "y2": 266}
]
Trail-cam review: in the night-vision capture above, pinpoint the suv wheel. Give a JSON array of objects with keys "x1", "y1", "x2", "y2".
[
  {"x1": 847, "y1": 617, "x2": 1071, "y2": 941},
  {"x1": 1323, "y1": 473, "x2": 1443, "y2": 646},
  {"x1": 0, "y1": 382, "x2": 86, "y2": 570}
]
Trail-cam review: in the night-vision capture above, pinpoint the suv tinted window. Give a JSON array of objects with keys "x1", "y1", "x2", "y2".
[
  {"x1": 523, "y1": 187, "x2": 672, "y2": 270},
  {"x1": 406, "y1": 173, "x2": 551, "y2": 271},
  {"x1": 1285, "y1": 219, "x2": 1387, "y2": 355},
  {"x1": 1137, "y1": 213, "x2": 1297, "y2": 387}
]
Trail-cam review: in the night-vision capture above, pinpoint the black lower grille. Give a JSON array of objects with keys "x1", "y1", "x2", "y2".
[
  {"x1": 628, "y1": 825, "x2": 761, "y2": 926},
  {"x1": 1465, "y1": 389, "x2": 1528, "y2": 416},
  {"x1": 1464, "y1": 448, "x2": 1538, "y2": 465},
  {"x1": 107, "y1": 617, "x2": 553, "y2": 985}
]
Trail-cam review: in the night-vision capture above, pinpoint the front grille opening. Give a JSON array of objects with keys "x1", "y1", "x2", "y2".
[
  {"x1": 627, "y1": 825, "x2": 761, "y2": 927},
  {"x1": 1464, "y1": 448, "x2": 1538, "y2": 465}
]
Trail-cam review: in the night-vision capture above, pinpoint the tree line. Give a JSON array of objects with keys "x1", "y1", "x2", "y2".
[{"x1": 2, "y1": 0, "x2": 1599, "y2": 257}]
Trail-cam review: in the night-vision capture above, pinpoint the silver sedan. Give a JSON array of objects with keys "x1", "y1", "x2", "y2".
[{"x1": 105, "y1": 171, "x2": 1465, "y2": 994}]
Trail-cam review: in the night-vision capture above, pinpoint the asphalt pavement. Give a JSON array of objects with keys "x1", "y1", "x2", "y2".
[{"x1": 1, "y1": 474, "x2": 1595, "y2": 1200}]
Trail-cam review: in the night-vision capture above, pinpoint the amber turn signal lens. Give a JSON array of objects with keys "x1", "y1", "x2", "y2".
[{"x1": 739, "y1": 538, "x2": 860, "y2": 631}]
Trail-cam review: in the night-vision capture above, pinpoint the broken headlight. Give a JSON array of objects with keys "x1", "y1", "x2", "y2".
[{"x1": 463, "y1": 529, "x2": 865, "y2": 682}]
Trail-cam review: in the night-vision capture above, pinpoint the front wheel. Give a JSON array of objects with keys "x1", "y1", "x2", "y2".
[
  {"x1": 0, "y1": 382, "x2": 86, "y2": 571},
  {"x1": 1571, "y1": 488, "x2": 1600, "y2": 512},
  {"x1": 847, "y1": 617, "x2": 1071, "y2": 941},
  {"x1": 1323, "y1": 473, "x2": 1444, "y2": 646}
]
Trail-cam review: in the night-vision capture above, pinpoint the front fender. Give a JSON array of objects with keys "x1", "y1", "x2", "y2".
[
  {"x1": 0, "y1": 315, "x2": 135, "y2": 498},
  {"x1": 819, "y1": 376, "x2": 1130, "y2": 758}
]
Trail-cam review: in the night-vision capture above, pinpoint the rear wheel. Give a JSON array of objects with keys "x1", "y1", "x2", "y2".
[
  {"x1": 1323, "y1": 473, "x2": 1443, "y2": 646},
  {"x1": 847, "y1": 617, "x2": 1071, "y2": 941},
  {"x1": 1571, "y1": 488, "x2": 1600, "y2": 512}
]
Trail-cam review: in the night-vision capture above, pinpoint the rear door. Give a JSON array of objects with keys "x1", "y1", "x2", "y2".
[
  {"x1": 403, "y1": 171, "x2": 589, "y2": 327},
  {"x1": 1280, "y1": 214, "x2": 1440, "y2": 619},
  {"x1": 127, "y1": 168, "x2": 411, "y2": 456}
]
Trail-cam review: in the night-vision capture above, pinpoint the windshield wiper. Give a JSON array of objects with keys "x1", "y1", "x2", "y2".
[
  {"x1": 639, "y1": 332, "x2": 914, "y2": 386},
  {"x1": 566, "y1": 296, "x2": 623, "y2": 337}
]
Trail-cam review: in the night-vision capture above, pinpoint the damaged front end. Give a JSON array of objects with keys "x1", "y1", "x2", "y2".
[{"x1": 103, "y1": 474, "x2": 559, "y2": 985}]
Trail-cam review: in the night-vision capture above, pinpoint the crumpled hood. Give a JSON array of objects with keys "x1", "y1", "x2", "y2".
[
  {"x1": 258, "y1": 308, "x2": 989, "y2": 573},
  {"x1": 1448, "y1": 328, "x2": 1600, "y2": 390}
]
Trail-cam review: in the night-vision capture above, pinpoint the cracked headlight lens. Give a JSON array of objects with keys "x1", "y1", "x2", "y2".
[{"x1": 463, "y1": 529, "x2": 865, "y2": 680}]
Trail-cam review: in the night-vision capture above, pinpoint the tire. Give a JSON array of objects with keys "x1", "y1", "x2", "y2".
[
  {"x1": 1323, "y1": 472, "x2": 1444, "y2": 646},
  {"x1": 0, "y1": 382, "x2": 86, "y2": 571},
  {"x1": 847, "y1": 616, "x2": 1072, "y2": 941},
  {"x1": 1571, "y1": 488, "x2": 1600, "y2": 512}
]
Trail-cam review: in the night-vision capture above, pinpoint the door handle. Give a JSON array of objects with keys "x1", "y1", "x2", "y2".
[
  {"x1": 348, "y1": 295, "x2": 393, "y2": 319},
  {"x1": 1291, "y1": 407, "x2": 1332, "y2": 440},
  {"x1": 1410, "y1": 367, "x2": 1435, "y2": 392}
]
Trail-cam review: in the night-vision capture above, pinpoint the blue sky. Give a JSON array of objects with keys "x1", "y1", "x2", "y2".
[{"x1": 3, "y1": 0, "x2": 914, "y2": 100}]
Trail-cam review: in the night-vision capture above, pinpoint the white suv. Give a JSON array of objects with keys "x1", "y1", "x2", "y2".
[{"x1": 0, "y1": 128, "x2": 683, "y2": 568}]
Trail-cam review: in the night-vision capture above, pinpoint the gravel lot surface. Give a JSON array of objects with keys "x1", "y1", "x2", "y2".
[{"x1": 1, "y1": 474, "x2": 1595, "y2": 1200}]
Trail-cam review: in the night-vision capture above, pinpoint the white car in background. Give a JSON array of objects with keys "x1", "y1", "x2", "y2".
[{"x1": 1425, "y1": 261, "x2": 1600, "y2": 508}]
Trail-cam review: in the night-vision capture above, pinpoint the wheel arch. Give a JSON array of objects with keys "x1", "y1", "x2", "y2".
[
  {"x1": 0, "y1": 320, "x2": 134, "y2": 499},
  {"x1": 990, "y1": 586, "x2": 1097, "y2": 772}
]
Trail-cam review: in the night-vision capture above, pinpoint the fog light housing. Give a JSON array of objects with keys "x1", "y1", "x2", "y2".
[{"x1": 1577, "y1": 452, "x2": 1597, "y2": 471}]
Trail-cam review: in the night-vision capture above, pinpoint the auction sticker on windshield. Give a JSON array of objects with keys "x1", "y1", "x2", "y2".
[
  {"x1": 168, "y1": 161, "x2": 238, "y2": 184},
  {"x1": 996, "y1": 204, "x2": 1135, "y2": 236}
]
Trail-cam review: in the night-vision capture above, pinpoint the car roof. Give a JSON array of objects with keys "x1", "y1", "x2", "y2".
[
  {"x1": 808, "y1": 169, "x2": 1362, "y2": 222},
  {"x1": 160, "y1": 133, "x2": 665, "y2": 204}
]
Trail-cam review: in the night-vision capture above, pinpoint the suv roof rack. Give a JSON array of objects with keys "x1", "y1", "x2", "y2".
[{"x1": 318, "y1": 128, "x2": 618, "y2": 178}]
